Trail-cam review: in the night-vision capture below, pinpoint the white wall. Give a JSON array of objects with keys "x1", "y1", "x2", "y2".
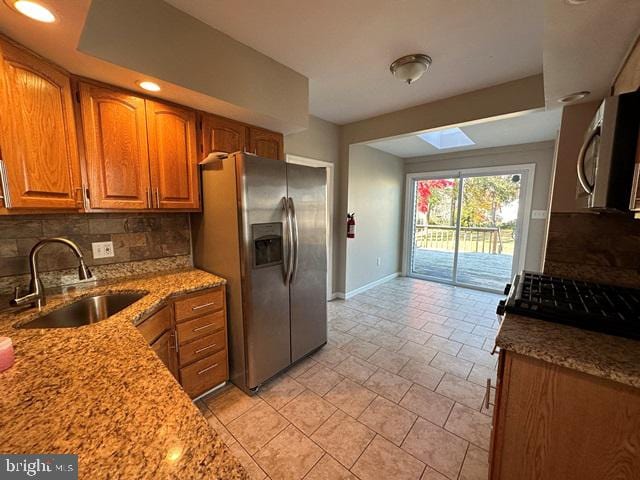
[
  {"x1": 345, "y1": 145, "x2": 404, "y2": 294},
  {"x1": 405, "y1": 141, "x2": 556, "y2": 272}
]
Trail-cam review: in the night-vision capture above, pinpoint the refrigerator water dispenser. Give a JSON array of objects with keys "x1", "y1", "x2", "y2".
[{"x1": 252, "y1": 223, "x2": 283, "y2": 268}]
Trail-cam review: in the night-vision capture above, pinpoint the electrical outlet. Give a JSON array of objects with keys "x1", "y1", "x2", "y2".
[
  {"x1": 376, "y1": 257, "x2": 381, "y2": 267},
  {"x1": 531, "y1": 210, "x2": 548, "y2": 220},
  {"x1": 92, "y1": 241, "x2": 114, "y2": 259}
]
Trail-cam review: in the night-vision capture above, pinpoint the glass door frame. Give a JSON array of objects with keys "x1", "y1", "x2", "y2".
[{"x1": 402, "y1": 163, "x2": 536, "y2": 293}]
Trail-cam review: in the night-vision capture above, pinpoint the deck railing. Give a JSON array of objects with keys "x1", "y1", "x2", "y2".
[{"x1": 415, "y1": 225, "x2": 504, "y2": 254}]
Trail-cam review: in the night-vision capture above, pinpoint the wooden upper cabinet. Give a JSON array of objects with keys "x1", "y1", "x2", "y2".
[
  {"x1": 202, "y1": 113, "x2": 246, "y2": 157},
  {"x1": 146, "y1": 100, "x2": 200, "y2": 210},
  {"x1": 78, "y1": 83, "x2": 151, "y2": 210},
  {"x1": 0, "y1": 38, "x2": 81, "y2": 210},
  {"x1": 248, "y1": 127, "x2": 284, "y2": 161}
]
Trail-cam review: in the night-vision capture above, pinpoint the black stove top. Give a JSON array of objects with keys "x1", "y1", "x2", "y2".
[{"x1": 497, "y1": 271, "x2": 640, "y2": 340}]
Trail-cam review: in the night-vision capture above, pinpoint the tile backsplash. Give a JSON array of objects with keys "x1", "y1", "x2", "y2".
[
  {"x1": 544, "y1": 212, "x2": 640, "y2": 288},
  {"x1": 0, "y1": 213, "x2": 193, "y2": 294}
]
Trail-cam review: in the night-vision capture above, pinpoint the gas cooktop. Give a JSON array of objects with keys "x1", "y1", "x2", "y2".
[{"x1": 497, "y1": 271, "x2": 640, "y2": 340}]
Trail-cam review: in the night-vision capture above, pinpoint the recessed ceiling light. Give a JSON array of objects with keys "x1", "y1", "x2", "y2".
[
  {"x1": 390, "y1": 54, "x2": 432, "y2": 85},
  {"x1": 137, "y1": 81, "x2": 161, "y2": 92},
  {"x1": 558, "y1": 91, "x2": 590, "y2": 104},
  {"x1": 566, "y1": 0, "x2": 588, "y2": 5},
  {"x1": 10, "y1": 1, "x2": 56, "y2": 23}
]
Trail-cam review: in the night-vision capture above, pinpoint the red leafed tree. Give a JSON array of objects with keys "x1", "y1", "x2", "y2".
[{"x1": 416, "y1": 179, "x2": 454, "y2": 214}]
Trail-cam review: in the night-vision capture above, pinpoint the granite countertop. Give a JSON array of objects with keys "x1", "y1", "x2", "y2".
[
  {"x1": 0, "y1": 268, "x2": 247, "y2": 480},
  {"x1": 496, "y1": 313, "x2": 640, "y2": 389}
]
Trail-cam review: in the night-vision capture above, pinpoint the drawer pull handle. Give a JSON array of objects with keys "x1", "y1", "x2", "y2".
[
  {"x1": 192, "y1": 301, "x2": 216, "y2": 311},
  {"x1": 485, "y1": 378, "x2": 492, "y2": 409},
  {"x1": 195, "y1": 344, "x2": 217, "y2": 354},
  {"x1": 193, "y1": 323, "x2": 214, "y2": 332},
  {"x1": 198, "y1": 363, "x2": 219, "y2": 375}
]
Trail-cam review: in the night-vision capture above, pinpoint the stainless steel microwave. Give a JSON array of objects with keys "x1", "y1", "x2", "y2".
[{"x1": 576, "y1": 91, "x2": 640, "y2": 211}]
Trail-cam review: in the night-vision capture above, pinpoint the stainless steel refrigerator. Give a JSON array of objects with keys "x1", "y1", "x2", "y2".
[{"x1": 192, "y1": 152, "x2": 327, "y2": 394}]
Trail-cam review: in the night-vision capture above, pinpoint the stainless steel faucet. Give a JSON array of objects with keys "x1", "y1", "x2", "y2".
[{"x1": 11, "y1": 237, "x2": 93, "y2": 309}]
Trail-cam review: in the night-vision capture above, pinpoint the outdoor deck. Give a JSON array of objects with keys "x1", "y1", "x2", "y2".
[{"x1": 412, "y1": 248, "x2": 513, "y2": 291}]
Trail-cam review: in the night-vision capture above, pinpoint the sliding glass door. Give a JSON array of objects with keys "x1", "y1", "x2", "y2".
[{"x1": 407, "y1": 168, "x2": 529, "y2": 292}]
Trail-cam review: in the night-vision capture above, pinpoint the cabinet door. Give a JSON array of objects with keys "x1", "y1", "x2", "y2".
[
  {"x1": 202, "y1": 113, "x2": 246, "y2": 157},
  {"x1": 79, "y1": 83, "x2": 151, "y2": 210},
  {"x1": 151, "y1": 330, "x2": 179, "y2": 380},
  {"x1": 146, "y1": 100, "x2": 200, "y2": 210},
  {"x1": 0, "y1": 38, "x2": 81, "y2": 209},
  {"x1": 248, "y1": 127, "x2": 284, "y2": 161}
]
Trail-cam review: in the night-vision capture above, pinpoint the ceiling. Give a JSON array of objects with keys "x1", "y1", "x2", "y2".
[
  {"x1": 166, "y1": 0, "x2": 543, "y2": 125},
  {"x1": 543, "y1": 0, "x2": 640, "y2": 106},
  {"x1": 367, "y1": 108, "x2": 562, "y2": 158}
]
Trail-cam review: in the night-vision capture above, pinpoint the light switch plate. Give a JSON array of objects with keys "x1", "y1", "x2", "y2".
[
  {"x1": 92, "y1": 241, "x2": 114, "y2": 259},
  {"x1": 531, "y1": 210, "x2": 548, "y2": 220}
]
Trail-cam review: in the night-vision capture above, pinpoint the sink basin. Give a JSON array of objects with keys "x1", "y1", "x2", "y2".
[{"x1": 15, "y1": 292, "x2": 146, "y2": 329}]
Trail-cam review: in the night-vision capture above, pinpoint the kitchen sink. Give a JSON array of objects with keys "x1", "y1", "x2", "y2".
[{"x1": 15, "y1": 292, "x2": 146, "y2": 329}]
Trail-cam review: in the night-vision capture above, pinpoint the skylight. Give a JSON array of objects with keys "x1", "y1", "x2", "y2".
[{"x1": 419, "y1": 127, "x2": 475, "y2": 150}]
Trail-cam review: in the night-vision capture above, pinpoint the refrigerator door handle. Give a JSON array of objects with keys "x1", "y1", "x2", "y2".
[
  {"x1": 288, "y1": 197, "x2": 299, "y2": 282},
  {"x1": 282, "y1": 196, "x2": 294, "y2": 285}
]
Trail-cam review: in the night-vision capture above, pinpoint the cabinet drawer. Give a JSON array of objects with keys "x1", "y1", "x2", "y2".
[
  {"x1": 176, "y1": 310, "x2": 225, "y2": 345},
  {"x1": 137, "y1": 305, "x2": 172, "y2": 343},
  {"x1": 179, "y1": 330, "x2": 225, "y2": 366},
  {"x1": 180, "y1": 349, "x2": 227, "y2": 398},
  {"x1": 174, "y1": 288, "x2": 224, "y2": 322}
]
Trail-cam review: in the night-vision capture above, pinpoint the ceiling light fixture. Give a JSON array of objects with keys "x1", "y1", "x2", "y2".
[
  {"x1": 390, "y1": 54, "x2": 432, "y2": 85},
  {"x1": 137, "y1": 81, "x2": 161, "y2": 92},
  {"x1": 566, "y1": 0, "x2": 588, "y2": 5},
  {"x1": 10, "y1": 0, "x2": 56, "y2": 23},
  {"x1": 558, "y1": 91, "x2": 590, "y2": 104}
]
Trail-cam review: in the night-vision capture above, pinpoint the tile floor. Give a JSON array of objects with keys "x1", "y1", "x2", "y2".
[{"x1": 197, "y1": 277, "x2": 503, "y2": 480}]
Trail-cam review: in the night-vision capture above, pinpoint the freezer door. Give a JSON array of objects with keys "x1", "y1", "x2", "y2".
[
  {"x1": 237, "y1": 154, "x2": 292, "y2": 389},
  {"x1": 287, "y1": 163, "x2": 328, "y2": 362}
]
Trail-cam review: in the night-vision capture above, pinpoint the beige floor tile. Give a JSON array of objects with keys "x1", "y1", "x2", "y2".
[
  {"x1": 367, "y1": 348, "x2": 411, "y2": 374},
  {"x1": 330, "y1": 317, "x2": 359, "y2": 332},
  {"x1": 398, "y1": 360, "x2": 445, "y2": 391},
  {"x1": 402, "y1": 418, "x2": 468, "y2": 480},
  {"x1": 205, "y1": 385, "x2": 262, "y2": 425},
  {"x1": 358, "y1": 397, "x2": 417, "y2": 446},
  {"x1": 304, "y1": 454, "x2": 357, "y2": 480},
  {"x1": 311, "y1": 410, "x2": 375, "y2": 468},
  {"x1": 459, "y1": 445, "x2": 489, "y2": 480},
  {"x1": 254, "y1": 425, "x2": 323, "y2": 480},
  {"x1": 429, "y1": 352, "x2": 473, "y2": 378},
  {"x1": 296, "y1": 364, "x2": 344, "y2": 395},
  {"x1": 443, "y1": 318, "x2": 476, "y2": 333},
  {"x1": 466, "y1": 363, "x2": 497, "y2": 387},
  {"x1": 425, "y1": 336, "x2": 463, "y2": 356},
  {"x1": 348, "y1": 324, "x2": 382, "y2": 341},
  {"x1": 203, "y1": 408, "x2": 236, "y2": 446},
  {"x1": 259, "y1": 375, "x2": 305, "y2": 410},
  {"x1": 421, "y1": 322, "x2": 455, "y2": 338},
  {"x1": 457, "y1": 345, "x2": 497, "y2": 368},
  {"x1": 227, "y1": 402, "x2": 289, "y2": 454},
  {"x1": 325, "y1": 378, "x2": 376, "y2": 417},
  {"x1": 352, "y1": 435, "x2": 425, "y2": 480},
  {"x1": 333, "y1": 356, "x2": 377, "y2": 384},
  {"x1": 436, "y1": 374, "x2": 486, "y2": 410},
  {"x1": 373, "y1": 332, "x2": 407, "y2": 351},
  {"x1": 399, "y1": 384, "x2": 454, "y2": 427},
  {"x1": 279, "y1": 389, "x2": 336, "y2": 435},
  {"x1": 375, "y1": 318, "x2": 404, "y2": 335},
  {"x1": 421, "y1": 467, "x2": 449, "y2": 480},
  {"x1": 227, "y1": 442, "x2": 267, "y2": 480},
  {"x1": 396, "y1": 326, "x2": 432, "y2": 345},
  {"x1": 444, "y1": 403, "x2": 492, "y2": 449},
  {"x1": 287, "y1": 357, "x2": 318, "y2": 378},
  {"x1": 340, "y1": 338, "x2": 380, "y2": 360},
  {"x1": 313, "y1": 345, "x2": 350, "y2": 367},
  {"x1": 328, "y1": 331, "x2": 354, "y2": 348},
  {"x1": 363, "y1": 368, "x2": 412, "y2": 403},
  {"x1": 448, "y1": 330, "x2": 485, "y2": 348},
  {"x1": 438, "y1": 308, "x2": 468, "y2": 320},
  {"x1": 398, "y1": 341, "x2": 439, "y2": 363}
]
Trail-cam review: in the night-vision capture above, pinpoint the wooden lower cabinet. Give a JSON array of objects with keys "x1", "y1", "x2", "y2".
[
  {"x1": 489, "y1": 350, "x2": 640, "y2": 479},
  {"x1": 136, "y1": 286, "x2": 228, "y2": 398}
]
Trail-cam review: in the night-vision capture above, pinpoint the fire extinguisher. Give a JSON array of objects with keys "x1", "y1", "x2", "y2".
[{"x1": 347, "y1": 213, "x2": 356, "y2": 239}]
